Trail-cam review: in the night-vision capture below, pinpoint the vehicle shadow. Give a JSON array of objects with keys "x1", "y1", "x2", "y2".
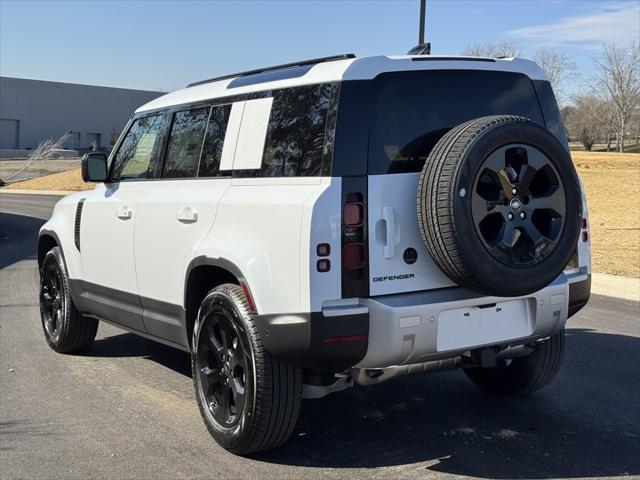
[
  {"x1": 254, "y1": 327, "x2": 640, "y2": 478},
  {"x1": 0, "y1": 212, "x2": 44, "y2": 269},
  {"x1": 85, "y1": 331, "x2": 192, "y2": 378},
  {"x1": 83, "y1": 324, "x2": 639, "y2": 478}
]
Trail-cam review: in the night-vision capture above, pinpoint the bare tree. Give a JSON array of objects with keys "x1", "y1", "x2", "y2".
[
  {"x1": 0, "y1": 133, "x2": 71, "y2": 185},
  {"x1": 593, "y1": 41, "x2": 640, "y2": 152},
  {"x1": 564, "y1": 94, "x2": 608, "y2": 151},
  {"x1": 462, "y1": 42, "x2": 521, "y2": 58},
  {"x1": 532, "y1": 48, "x2": 577, "y2": 102}
]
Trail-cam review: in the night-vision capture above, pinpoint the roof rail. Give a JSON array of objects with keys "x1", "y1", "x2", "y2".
[{"x1": 187, "y1": 53, "x2": 356, "y2": 88}]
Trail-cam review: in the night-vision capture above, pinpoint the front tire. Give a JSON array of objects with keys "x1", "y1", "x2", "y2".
[
  {"x1": 191, "y1": 283, "x2": 302, "y2": 455},
  {"x1": 463, "y1": 330, "x2": 565, "y2": 396},
  {"x1": 39, "y1": 246, "x2": 98, "y2": 353}
]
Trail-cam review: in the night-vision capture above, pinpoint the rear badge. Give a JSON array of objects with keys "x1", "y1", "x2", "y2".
[{"x1": 373, "y1": 274, "x2": 415, "y2": 282}]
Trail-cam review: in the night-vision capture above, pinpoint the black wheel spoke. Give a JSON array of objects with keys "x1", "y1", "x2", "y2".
[
  {"x1": 472, "y1": 144, "x2": 565, "y2": 267},
  {"x1": 523, "y1": 222, "x2": 550, "y2": 254},
  {"x1": 517, "y1": 164, "x2": 537, "y2": 193}
]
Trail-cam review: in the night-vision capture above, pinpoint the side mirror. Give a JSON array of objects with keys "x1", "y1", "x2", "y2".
[{"x1": 81, "y1": 152, "x2": 108, "y2": 182}]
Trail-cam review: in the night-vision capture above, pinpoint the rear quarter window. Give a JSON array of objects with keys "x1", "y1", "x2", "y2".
[{"x1": 369, "y1": 70, "x2": 545, "y2": 175}]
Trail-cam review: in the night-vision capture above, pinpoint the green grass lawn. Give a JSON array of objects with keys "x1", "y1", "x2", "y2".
[{"x1": 570, "y1": 143, "x2": 640, "y2": 153}]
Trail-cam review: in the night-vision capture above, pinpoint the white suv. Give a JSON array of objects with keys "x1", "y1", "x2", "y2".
[{"x1": 38, "y1": 53, "x2": 591, "y2": 454}]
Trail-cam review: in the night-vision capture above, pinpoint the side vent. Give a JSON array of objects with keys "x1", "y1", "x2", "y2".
[{"x1": 74, "y1": 198, "x2": 86, "y2": 252}]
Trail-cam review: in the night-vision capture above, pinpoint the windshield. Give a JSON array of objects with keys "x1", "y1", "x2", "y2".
[{"x1": 369, "y1": 70, "x2": 545, "y2": 175}]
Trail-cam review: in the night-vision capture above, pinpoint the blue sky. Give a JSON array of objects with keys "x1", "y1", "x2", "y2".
[{"x1": 1, "y1": 0, "x2": 638, "y2": 94}]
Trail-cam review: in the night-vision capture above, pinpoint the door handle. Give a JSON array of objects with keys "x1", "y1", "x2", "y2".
[
  {"x1": 382, "y1": 206, "x2": 396, "y2": 259},
  {"x1": 176, "y1": 207, "x2": 198, "y2": 224},
  {"x1": 116, "y1": 206, "x2": 132, "y2": 220}
]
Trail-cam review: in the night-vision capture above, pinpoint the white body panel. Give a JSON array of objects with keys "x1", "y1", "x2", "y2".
[
  {"x1": 232, "y1": 97, "x2": 273, "y2": 170},
  {"x1": 197, "y1": 177, "x2": 324, "y2": 315},
  {"x1": 80, "y1": 184, "x2": 141, "y2": 294},
  {"x1": 368, "y1": 173, "x2": 454, "y2": 296},
  {"x1": 134, "y1": 179, "x2": 230, "y2": 307}
]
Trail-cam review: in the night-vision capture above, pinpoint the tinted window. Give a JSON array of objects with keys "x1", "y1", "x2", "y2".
[
  {"x1": 111, "y1": 114, "x2": 165, "y2": 180},
  {"x1": 163, "y1": 108, "x2": 209, "y2": 178},
  {"x1": 369, "y1": 70, "x2": 544, "y2": 174},
  {"x1": 199, "y1": 104, "x2": 232, "y2": 177},
  {"x1": 533, "y1": 80, "x2": 569, "y2": 150},
  {"x1": 256, "y1": 83, "x2": 336, "y2": 177}
]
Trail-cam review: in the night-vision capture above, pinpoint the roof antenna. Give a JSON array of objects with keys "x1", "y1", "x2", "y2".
[{"x1": 407, "y1": 0, "x2": 431, "y2": 55}]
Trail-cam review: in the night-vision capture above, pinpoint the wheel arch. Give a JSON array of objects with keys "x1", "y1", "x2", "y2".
[
  {"x1": 183, "y1": 256, "x2": 253, "y2": 348},
  {"x1": 37, "y1": 230, "x2": 61, "y2": 268}
]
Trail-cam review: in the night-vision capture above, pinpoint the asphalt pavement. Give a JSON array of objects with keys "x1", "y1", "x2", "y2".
[{"x1": 1, "y1": 191, "x2": 639, "y2": 480}]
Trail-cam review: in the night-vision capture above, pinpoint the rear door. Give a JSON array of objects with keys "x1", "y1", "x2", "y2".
[
  {"x1": 366, "y1": 69, "x2": 546, "y2": 296},
  {"x1": 134, "y1": 104, "x2": 233, "y2": 346}
]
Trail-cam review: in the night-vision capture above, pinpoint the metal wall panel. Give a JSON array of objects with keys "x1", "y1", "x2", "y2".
[{"x1": 0, "y1": 76, "x2": 163, "y2": 149}]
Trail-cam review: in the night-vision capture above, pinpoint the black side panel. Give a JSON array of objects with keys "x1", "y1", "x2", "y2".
[
  {"x1": 331, "y1": 80, "x2": 371, "y2": 177},
  {"x1": 73, "y1": 198, "x2": 86, "y2": 252},
  {"x1": 533, "y1": 80, "x2": 569, "y2": 151},
  {"x1": 141, "y1": 296, "x2": 188, "y2": 347},
  {"x1": 568, "y1": 274, "x2": 591, "y2": 318},
  {"x1": 254, "y1": 311, "x2": 369, "y2": 372},
  {"x1": 69, "y1": 279, "x2": 146, "y2": 333}
]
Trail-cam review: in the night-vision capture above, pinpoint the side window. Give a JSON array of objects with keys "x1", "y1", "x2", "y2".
[
  {"x1": 111, "y1": 114, "x2": 165, "y2": 181},
  {"x1": 199, "y1": 104, "x2": 232, "y2": 177},
  {"x1": 259, "y1": 83, "x2": 335, "y2": 177},
  {"x1": 163, "y1": 107, "x2": 209, "y2": 179}
]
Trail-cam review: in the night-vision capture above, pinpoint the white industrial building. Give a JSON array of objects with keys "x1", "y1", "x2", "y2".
[{"x1": 0, "y1": 77, "x2": 163, "y2": 150}]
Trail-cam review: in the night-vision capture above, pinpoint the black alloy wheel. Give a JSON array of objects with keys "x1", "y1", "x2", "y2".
[
  {"x1": 40, "y1": 254, "x2": 66, "y2": 341},
  {"x1": 196, "y1": 308, "x2": 250, "y2": 428},
  {"x1": 471, "y1": 144, "x2": 566, "y2": 267},
  {"x1": 192, "y1": 283, "x2": 302, "y2": 454}
]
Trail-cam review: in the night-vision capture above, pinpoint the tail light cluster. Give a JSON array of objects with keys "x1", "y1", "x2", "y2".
[{"x1": 342, "y1": 192, "x2": 368, "y2": 297}]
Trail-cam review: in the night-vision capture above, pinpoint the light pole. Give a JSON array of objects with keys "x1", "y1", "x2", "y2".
[
  {"x1": 408, "y1": 0, "x2": 430, "y2": 55},
  {"x1": 419, "y1": 0, "x2": 426, "y2": 45}
]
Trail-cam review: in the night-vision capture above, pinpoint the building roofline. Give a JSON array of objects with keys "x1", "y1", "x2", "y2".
[{"x1": 0, "y1": 76, "x2": 164, "y2": 94}]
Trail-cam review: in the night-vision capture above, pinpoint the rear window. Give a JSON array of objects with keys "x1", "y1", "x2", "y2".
[{"x1": 369, "y1": 70, "x2": 544, "y2": 175}]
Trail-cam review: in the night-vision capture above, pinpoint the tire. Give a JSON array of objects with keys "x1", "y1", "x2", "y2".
[
  {"x1": 417, "y1": 115, "x2": 582, "y2": 297},
  {"x1": 39, "y1": 246, "x2": 98, "y2": 353},
  {"x1": 191, "y1": 283, "x2": 302, "y2": 455},
  {"x1": 464, "y1": 330, "x2": 565, "y2": 396}
]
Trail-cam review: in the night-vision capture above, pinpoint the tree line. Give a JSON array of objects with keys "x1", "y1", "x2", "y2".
[{"x1": 462, "y1": 41, "x2": 640, "y2": 152}]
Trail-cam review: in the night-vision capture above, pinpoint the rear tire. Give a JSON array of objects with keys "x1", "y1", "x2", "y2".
[
  {"x1": 463, "y1": 330, "x2": 565, "y2": 396},
  {"x1": 39, "y1": 246, "x2": 98, "y2": 353},
  {"x1": 192, "y1": 283, "x2": 302, "y2": 455}
]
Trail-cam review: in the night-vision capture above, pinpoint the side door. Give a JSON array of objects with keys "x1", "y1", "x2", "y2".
[
  {"x1": 134, "y1": 104, "x2": 233, "y2": 347},
  {"x1": 79, "y1": 113, "x2": 167, "y2": 331}
]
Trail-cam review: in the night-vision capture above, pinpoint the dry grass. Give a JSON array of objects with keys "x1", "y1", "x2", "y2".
[
  {"x1": 572, "y1": 151, "x2": 639, "y2": 277},
  {"x1": 4, "y1": 168, "x2": 93, "y2": 192},
  {"x1": 3, "y1": 152, "x2": 639, "y2": 277}
]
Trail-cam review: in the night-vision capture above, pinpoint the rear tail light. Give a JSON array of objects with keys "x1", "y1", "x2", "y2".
[
  {"x1": 342, "y1": 191, "x2": 368, "y2": 297},
  {"x1": 343, "y1": 202, "x2": 365, "y2": 226},
  {"x1": 343, "y1": 243, "x2": 365, "y2": 269}
]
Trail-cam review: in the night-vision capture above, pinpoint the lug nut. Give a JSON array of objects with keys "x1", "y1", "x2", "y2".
[
  {"x1": 519, "y1": 212, "x2": 526, "y2": 219},
  {"x1": 512, "y1": 188, "x2": 518, "y2": 195},
  {"x1": 507, "y1": 213, "x2": 513, "y2": 220}
]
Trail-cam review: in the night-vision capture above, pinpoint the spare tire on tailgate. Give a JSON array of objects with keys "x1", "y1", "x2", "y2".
[{"x1": 417, "y1": 115, "x2": 582, "y2": 297}]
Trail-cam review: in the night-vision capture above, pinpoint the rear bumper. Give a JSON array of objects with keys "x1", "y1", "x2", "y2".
[{"x1": 255, "y1": 270, "x2": 590, "y2": 372}]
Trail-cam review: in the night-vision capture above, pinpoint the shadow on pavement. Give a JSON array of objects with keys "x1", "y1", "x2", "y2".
[
  {"x1": 0, "y1": 212, "x2": 44, "y2": 269},
  {"x1": 84, "y1": 324, "x2": 640, "y2": 478},
  {"x1": 86, "y1": 332, "x2": 192, "y2": 378}
]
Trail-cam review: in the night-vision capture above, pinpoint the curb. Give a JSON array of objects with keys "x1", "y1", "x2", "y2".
[
  {"x1": 591, "y1": 273, "x2": 640, "y2": 302},
  {"x1": 0, "y1": 189, "x2": 82, "y2": 196}
]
